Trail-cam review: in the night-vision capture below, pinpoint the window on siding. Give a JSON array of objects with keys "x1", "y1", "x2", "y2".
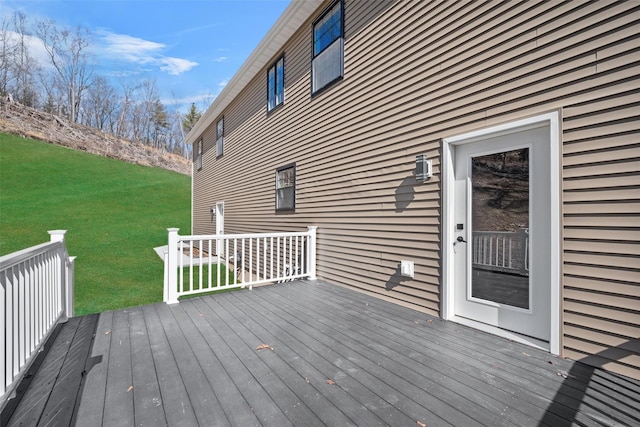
[
  {"x1": 216, "y1": 117, "x2": 224, "y2": 157},
  {"x1": 196, "y1": 138, "x2": 203, "y2": 170},
  {"x1": 312, "y1": 0, "x2": 343, "y2": 93},
  {"x1": 276, "y1": 164, "x2": 295, "y2": 211},
  {"x1": 268, "y1": 55, "x2": 285, "y2": 111}
]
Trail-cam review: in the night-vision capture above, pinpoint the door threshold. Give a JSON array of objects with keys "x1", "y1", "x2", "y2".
[{"x1": 450, "y1": 315, "x2": 550, "y2": 352}]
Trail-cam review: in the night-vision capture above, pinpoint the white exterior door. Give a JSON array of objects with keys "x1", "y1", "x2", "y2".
[
  {"x1": 448, "y1": 121, "x2": 556, "y2": 344},
  {"x1": 216, "y1": 202, "x2": 224, "y2": 256}
]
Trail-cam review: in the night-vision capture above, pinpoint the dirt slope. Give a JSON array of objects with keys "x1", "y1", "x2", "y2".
[{"x1": 0, "y1": 99, "x2": 191, "y2": 175}]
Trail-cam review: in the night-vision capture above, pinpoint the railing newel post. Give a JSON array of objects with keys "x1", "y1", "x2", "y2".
[
  {"x1": 65, "y1": 256, "x2": 76, "y2": 318},
  {"x1": 307, "y1": 226, "x2": 317, "y2": 280},
  {"x1": 166, "y1": 228, "x2": 180, "y2": 304}
]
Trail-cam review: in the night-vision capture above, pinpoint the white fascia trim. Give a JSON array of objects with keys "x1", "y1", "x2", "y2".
[
  {"x1": 185, "y1": 0, "x2": 324, "y2": 145},
  {"x1": 441, "y1": 111, "x2": 562, "y2": 355}
]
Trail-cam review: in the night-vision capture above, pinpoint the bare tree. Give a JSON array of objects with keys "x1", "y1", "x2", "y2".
[
  {"x1": 82, "y1": 75, "x2": 118, "y2": 131},
  {"x1": 35, "y1": 19, "x2": 93, "y2": 122},
  {"x1": 0, "y1": 15, "x2": 16, "y2": 96},
  {"x1": 12, "y1": 12, "x2": 39, "y2": 106},
  {"x1": 114, "y1": 77, "x2": 138, "y2": 140}
]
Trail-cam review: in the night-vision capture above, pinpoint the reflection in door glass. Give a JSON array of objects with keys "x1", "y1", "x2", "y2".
[{"x1": 470, "y1": 148, "x2": 530, "y2": 309}]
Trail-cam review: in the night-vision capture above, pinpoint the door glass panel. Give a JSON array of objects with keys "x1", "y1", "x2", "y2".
[{"x1": 471, "y1": 148, "x2": 530, "y2": 309}]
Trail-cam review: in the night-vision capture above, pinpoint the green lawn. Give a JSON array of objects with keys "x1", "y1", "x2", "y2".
[{"x1": 0, "y1": 133, "x2": 192, "y2": 315}]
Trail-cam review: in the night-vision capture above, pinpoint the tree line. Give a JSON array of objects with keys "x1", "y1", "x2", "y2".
[{"x1": 1, "y1": 12, "x2": 204, "y2": 158}]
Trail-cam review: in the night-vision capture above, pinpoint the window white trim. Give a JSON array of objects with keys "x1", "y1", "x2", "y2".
[
  {"x1": 311, "y1": 0, "x2": 343, "y2": 93},
  {"x1": 216, "y1": 117, "x2": 224, "y2": 157},
  {"x1": 268, "y1": 55, "x2": 285, "y2": 111},
  {"x1": 276, "y1": 163, "x2": 296, "y2": 211},
  {"x1": 196, "y1": 138, "x2": 203, "y2": 170}
]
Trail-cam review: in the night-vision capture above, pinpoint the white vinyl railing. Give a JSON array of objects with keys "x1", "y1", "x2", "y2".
[
  {"x1": 472, "y1": 228, "x2": 529, "y2": 275},
  {"x1": 0, "y1": 230, "x2": 75, "y2": 404},
  {"x1": 164, "y1": 227, "x2": 317, "y2": 304}
]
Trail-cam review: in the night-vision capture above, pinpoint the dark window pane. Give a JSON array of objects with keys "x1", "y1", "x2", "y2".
[{"x1": 470, "y1": 148, "x2": 530, "y2": 309}]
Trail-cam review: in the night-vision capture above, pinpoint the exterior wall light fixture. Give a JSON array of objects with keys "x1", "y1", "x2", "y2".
[{"x1": 415, "y1": 154, "x2": 433, "y2": 182}]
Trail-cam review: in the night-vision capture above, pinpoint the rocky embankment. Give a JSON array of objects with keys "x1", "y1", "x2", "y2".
[{"x1": 0, "y1": 99, "x2": 191, "y2": 175}]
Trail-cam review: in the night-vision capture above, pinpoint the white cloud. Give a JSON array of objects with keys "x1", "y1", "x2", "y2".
[
  {"x1": 100, "y1": 32, "x2": 165, "y2": 63},
  {"x1": 164, "y1": 93, "x2": 215, "y2": 106},
  {"x1": 97, "y1": 30, "x2": 198, "y2": 75},
  {"x1": 4, "y1": 30, "x2": 53, "y2": 70},
  {"x1": 160, "y1": 57, "x2": 198, "y2": 75},
  {"x1": 218, "y1": 78, "x2": 229, "y2": 90},
  {"x1": 213, "y1": 56, "x2": 228, "y2": 63}
]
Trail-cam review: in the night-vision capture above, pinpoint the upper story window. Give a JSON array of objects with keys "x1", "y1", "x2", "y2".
[
  {"x1": 216, "y1": 117, "x2": 224, "y2": 157},
  {"x1": 268, "y1": 55, "x2": 285, "y2": 111},
  {"x1": 312, "y1": 0, "x2": 343, "y2": 93},
  {"x1": 196, "y1": 138, "x2": 203, "y2": 170},
  {"x1": 276, "y1": 163, "x2": 295, "y2": 211}
]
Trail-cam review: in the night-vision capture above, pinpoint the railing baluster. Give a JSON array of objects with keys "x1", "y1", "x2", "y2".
[
  {"x1": 263, "y1": 237, "x2": 267, "y2": 281},
  {"x1": 198, "y1": 239, "x2": 203, "y2": 291},
  {"x1": 233, "y1": 239, "x2": 238, "y2": 286},
  {"x1": 256, "y1": 237, "x2": 261, "y2": 286},
  {"x1": 225, "y1": 238, "x2": 230, "y2": 286},
  {"x1": 241, "y1": 239, "x2": 246, "y2": 283},
  {"x1": 1, "y1": 270, "x2": 5, "y2": 397},
  {"x1": 289, "y1": 236, "x2": 292, "y2": 277},
  {"x1": 216, "y1": 236, "x2": 221, "y2": 288},
  {"x1": 270, "y1": 237, "x2": 274, "y2": 280},
  {"x1": 249, "y1": 238, "x2": 254, "y2": 282},
  {"x1": 208, "y1": 239, "x2": 212, "y2": 289}
]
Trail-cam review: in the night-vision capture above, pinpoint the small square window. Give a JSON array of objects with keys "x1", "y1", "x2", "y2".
[
  {"x1": 312, "y1": 0, "x2": 343, "y2": 93},
  {"x1": 196, "y1": 138, "x2": 203, "y2": 170},
  {"x1": 216, "y1": 117, "x2": 224, "y2": 157},
  {"x1": 276, "y1": 164, "x2": 295, "y2": 211},
  {"x1": 268, "y1": 55, "x2": 285, "y2": 111}
]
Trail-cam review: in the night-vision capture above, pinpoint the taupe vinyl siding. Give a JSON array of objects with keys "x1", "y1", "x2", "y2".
[
  {"x1": 192, "y1": 0, "x2": 640, "y2": 378},
  {"x1": 562, "y1": 68, "x2": 640, "y2": 380}
]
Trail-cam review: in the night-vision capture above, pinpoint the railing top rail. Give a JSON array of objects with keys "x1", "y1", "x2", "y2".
[
  {"x1": 0, "y1": 240, "x2": 65, "y2": 272},
  {"x1": 179, "y1": 231, "x2": 312, "y2": 241},
  {"x1": 474, "y1": 230, "x2": 528, "y2": 235}
]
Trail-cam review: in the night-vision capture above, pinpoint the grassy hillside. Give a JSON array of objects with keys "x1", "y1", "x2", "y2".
[{"x1": 0, "y1": 133, "x2": 191, "y2": 315}]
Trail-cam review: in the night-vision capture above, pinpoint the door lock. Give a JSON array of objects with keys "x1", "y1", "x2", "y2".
[{"x1": 456, "y1": 236, "x2": 467, "y2": 243}]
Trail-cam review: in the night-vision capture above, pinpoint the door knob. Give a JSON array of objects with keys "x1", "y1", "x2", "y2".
[{"x1": 456, "y1": 236, "x2": 467, "y2": 243}]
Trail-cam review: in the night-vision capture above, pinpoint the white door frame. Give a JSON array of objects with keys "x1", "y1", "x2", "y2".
[{"x1": 442, "y1": 112, "x2": 562, "y2": 354}]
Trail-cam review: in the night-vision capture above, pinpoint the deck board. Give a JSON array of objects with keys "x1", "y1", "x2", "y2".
[
  {"x1": 220, "y1": 290, "x2": 394, "y2": 426},
  {"x1": 5, "y1": 317, "x2": 79, "y2": 427},
  {"x1": 128, "y1": 306, "x2": 167, "y2": 427},
  {"x1": 38, "y1": 314, "x2": 98, "y2": 425},
  {"x1": 103, "y1": 308, "x2": 136, "y2": 426},
  {"x1": 208, "y1": 292, "x2": 360, "y2": 427},
  {"x1": 155, "y1": 302, "x2": 230, "y2": 427},
  {"x1": 260, "y1": 284, "x2": 532, "y2": 426},
  {"x1": 4, "y1": 280, "x2": 639, "y2": 427},
  {"x1": 71, "y1": 310, "x2": 112, "y2": 425},
  {"x1": 141, "y1": 303, "x2": 200, "y2": 427},
  {"x1": 294, "y1": 283, "x2": 569, "y2": 424},
  {"x1": 191, "y1": 296, "x2": 300, "y2": 426},
  {"x1": 227, "y1": 287, "x2": 420, "y2": 426},
  {"x1": 248, "y1": 283, "x2": 484, "y2": 426},
  {"x1": 169, "y1": 301, "x2": 260, "y2": 426}
]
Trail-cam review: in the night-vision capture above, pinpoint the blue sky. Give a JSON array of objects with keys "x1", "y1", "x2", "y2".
[{"x1": 1, "y1": 0, "x2": 290, "y2": 111}]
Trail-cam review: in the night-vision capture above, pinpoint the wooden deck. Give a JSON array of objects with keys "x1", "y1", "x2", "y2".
[{"x1": 3, "y1": 280, "x2": 639, "y2": 426}]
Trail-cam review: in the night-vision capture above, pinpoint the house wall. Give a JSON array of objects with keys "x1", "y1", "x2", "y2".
[{"x1": 192, "y1": 0, "x2": 640, "y2": 379}]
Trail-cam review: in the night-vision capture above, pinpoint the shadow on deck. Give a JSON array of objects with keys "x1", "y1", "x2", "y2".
[{"x1": 3, "y1": 280, "x2": 639, "y2": 426}]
